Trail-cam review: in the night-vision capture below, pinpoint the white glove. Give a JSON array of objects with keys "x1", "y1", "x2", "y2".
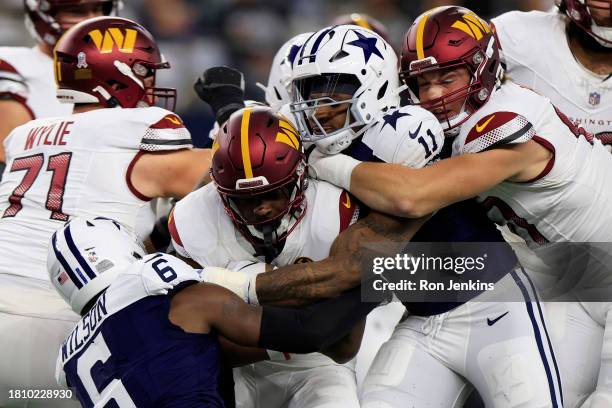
[
  {"x1": 307, "y1": 149, "x2": 361, "y2": 191},
  {"x1": 201, "y1": 266, "x2": 259, "y2": 305}
]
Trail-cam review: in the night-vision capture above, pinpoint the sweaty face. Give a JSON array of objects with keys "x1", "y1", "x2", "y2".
[
  {"x1": 416, "y1": 67, "x2": 471, "y2": 121},
  {"x1": 308, "y1": 92, "x2": 353, "y2": 135},
  {"x1": 588, "y1": 0, "x2": 612, "y2": 27},
  {"x1": 230, "y1": 188, "x2": 291, "y2": 226},
  {"x1": 54, "y1": 3, "x2": 107, "y2": 31}
]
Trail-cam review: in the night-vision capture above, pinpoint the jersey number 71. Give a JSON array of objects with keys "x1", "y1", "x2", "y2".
[{"x1": 2, "y1": 152, "x2": 71, "y2": 220}]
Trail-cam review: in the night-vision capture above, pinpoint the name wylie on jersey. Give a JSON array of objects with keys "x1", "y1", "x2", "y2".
[{"x1": 23, "y1": 121, "x2": 74, "y2": 150}]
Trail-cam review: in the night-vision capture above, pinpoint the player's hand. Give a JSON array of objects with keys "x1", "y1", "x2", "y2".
[
  {"x1": 307, "y1": 149, "x2": 361, "y2": 191},
  {"x1": 193, "y1": 66, "x2": 246, "y2": 124}
]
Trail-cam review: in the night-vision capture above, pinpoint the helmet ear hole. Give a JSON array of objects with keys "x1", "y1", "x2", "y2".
[{"x1": 106, "y1": 80, "x2": 127, "y2": 91}]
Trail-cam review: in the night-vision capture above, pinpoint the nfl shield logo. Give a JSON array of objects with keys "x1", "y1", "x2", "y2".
[
  {"x1": 589, "y1": 91, "x2": 601, "y2": 106},
  {"x1": 88, "y1": 251, "x2": 98, "y2": 263}
]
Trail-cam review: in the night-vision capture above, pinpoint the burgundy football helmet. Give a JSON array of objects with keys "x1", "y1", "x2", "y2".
[
  {"x1": 557, "y1": 0, "x2": 612, "y2": 47},
  {"x1": 24, "y1": 0, "x2": 121, "y2": 47},
  {"x1": 332, "y1": 13, "x2": 391, "y2": 44},
  {"x1": 53, "y1": 16, "x2": 176, "y2": 110},
  {"x1": 211, "y1": 106, "x2": 307, "y2": 253},
  {"x1": 400, "y1": 6, "x2": 503, "y2": 133}
]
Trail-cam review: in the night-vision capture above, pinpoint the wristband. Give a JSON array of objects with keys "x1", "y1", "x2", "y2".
[{"x1": 201, "y1": 266, "x2": 250, "y2": 302}]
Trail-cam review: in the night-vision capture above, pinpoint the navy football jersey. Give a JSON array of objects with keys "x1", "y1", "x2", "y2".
[{"x1": 57, "y1": 253, "x2": 225, "y2": 407}]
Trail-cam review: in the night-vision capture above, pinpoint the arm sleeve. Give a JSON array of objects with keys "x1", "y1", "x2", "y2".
[{"x1": 257, "y1": 285, "x2": 382, "y2": 353}]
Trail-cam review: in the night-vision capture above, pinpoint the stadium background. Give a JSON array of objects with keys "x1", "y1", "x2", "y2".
[{"x1": 0, "y1": 0, "x2": 553, "y2": 146}]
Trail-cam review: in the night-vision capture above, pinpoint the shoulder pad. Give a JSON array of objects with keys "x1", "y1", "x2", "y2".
[
  {"x1": 366, "y1": 106, "x2": 443, "y2": 167},
  {"x1": 463, "y1": 111, "x2": 535, "y2": 153},
  {"x1": 139, "y1": 108, "x2": 192, "y2": 152},
  {"x1": 0, "y1": 59, "x2": 27, "y2": 99},
  {"x1": 137, "y1": 253, "x2": 203, "y2": 296},
  {"x1": 170, "y1": 185, "x2": 221, "y2": 263}
]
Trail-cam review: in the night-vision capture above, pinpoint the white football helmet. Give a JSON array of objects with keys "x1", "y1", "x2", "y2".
[
  {"x1": 263, "y1": 32, "x2": 313, "y2": 111},
  {"x1": 290, "y1": 25, "x2": 401, "y2": 154},
  {"x1": 47, "y1": 217, "x2": 145, "y2": 314}
]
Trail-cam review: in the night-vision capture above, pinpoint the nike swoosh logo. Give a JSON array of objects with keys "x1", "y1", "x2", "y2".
[
  {"x1": 165, "y1": 116, "x2": 182, "y2": 125},
  {"x1": 475, "y1": 114, "x2": 495, "y2": 133},
  {"x1": 342, "y1": 193, "x2": 351, "y2": 209},
  {"x1": 408, "y1": 122, "x2": 422, "y2": 140},
  {"x1": 487, "y1": 311, "x2": 509, "y2": 326}
]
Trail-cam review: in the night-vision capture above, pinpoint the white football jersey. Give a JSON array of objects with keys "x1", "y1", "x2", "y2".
[
  {"x1": 169, "y1": 179, "x2": 359, "y2": 367},
  {"x1": 452, "y1": 81, "x2": 612, "y2": 245},
  {"x1": 492, "y1": 11, "x2": 612, "y2": 137},
  {"x1": 170, "y1": 179, "x2": 358, "y2": 268},
  {"x1": 0, "y1": 107, "x2": 192, "y2": 281},
  {"x1": 0, "y1": 46, "x2": 72, "y2": 119}
]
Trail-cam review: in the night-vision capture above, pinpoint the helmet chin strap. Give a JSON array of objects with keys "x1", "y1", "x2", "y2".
[{"x1": 254, "y1": 223, "x2": 282, "y2": 263}]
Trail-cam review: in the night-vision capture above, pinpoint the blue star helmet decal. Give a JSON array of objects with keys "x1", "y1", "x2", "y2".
[
  {"x1": 382, "y1": 110, "x2": 410, "y2": 131},
  {"x1": 347, "y1": 31, "x2": 384, "y2": 64}
]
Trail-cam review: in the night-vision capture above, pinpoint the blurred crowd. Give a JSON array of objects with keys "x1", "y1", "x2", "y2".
[{"x1": 0, "y1": 0, "x2": 554, "y2": 146}]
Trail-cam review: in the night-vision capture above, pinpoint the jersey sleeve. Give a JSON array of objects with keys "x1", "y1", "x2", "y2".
[
  {"x1": 167, "y1": 185, "x2": 221, "y2": 266},
  {"x1": 0, "y1": 58, "x2": 29, "y2": 103},
  {"x1": 168, "y1": 207, "x2": 190, "y2": 259},
  {"x1": 140, "y1": 110, "x2": 193, "y2": 152},
  {"x1": 338, "y1": 190, "x2": 360, "y2": 232},
  {"x1": 366, "y1": 106, "x2": 444, "y2": 168},
  {"x1": 462, "y1": 111, "x2": 536, "y2": 154},
  {"x1": 140, "y1": 253, "x2": 203, "y2": 296}
]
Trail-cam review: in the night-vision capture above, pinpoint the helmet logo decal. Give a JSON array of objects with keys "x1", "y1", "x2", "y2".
[
  {"x1": 240, "y1": 107, "x2": 254, "y2": 178},
  {"x1": 76, "y1": 52, "x2": 88, "y2": 69},
  {"x1": 88, "y1": 28, "x2": 138, "y2": 54},
  {"x1": 451, "y1": 13, "x2": 490, "y2": 41},
  {"x1": 275, "y1": 120, "x2": 300, "y2": 150},
  {"x1": 347, "y1": 31, "x2": 384, "y2": 63}
]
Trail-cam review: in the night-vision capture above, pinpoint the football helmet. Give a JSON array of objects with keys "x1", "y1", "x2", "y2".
[
  {"x1": 47, "y1": 217, "x2": 145, "y2": 314},
  {"x1": 263, "y1": 32, "x2": 313, "y2": 111},
  {"x1": 210, "y1": 106, "x2": 307, "y2": 256},
  {"x1": 53, "y1": 16, "x2": 176, "y2": 110},
  {"x1": 400, "y1": 6, "x2": 503, "y2": 134},
  {"x1": 24, "y1": 0, "x2": 121, "y2": 47},
  {"x1": 332, "y1": 13, "x2": 391, "y2": 44},
  {"x1": 557, "y1": 0, "x2": 612, "y2": 47},
  {"x1": 290, "y1": 24, "x2": 400, "y2": 155}
]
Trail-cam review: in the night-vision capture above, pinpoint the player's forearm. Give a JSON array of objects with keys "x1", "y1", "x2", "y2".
[
  {"x1": 352, "y1": 152, "x2": 522, "y2": 218},
  {"x1": 257, "y1": 286, "x2": 381, "y2": 354},
  {"x1": 320, "y1": 319, "x2": 366, "y2": 364},
  {"x1": 255, "y1": 256, "x2": 360, "y2": 305},
  {"x1": 218, "y1": 336, "x2": 269, "y2": 367},
  {"x1": 350, "y1": 162, "x2": 425, "y2": 217}
]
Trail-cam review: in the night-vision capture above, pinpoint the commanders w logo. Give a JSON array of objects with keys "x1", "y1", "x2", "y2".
[
  {"x1": 275, "y1": 120, "x2": 300, "y2": 150},
  {"x1": 88, "y1": 28, "x2": 138, "y2": 54},
  {"x1": 451, "y1": 13, "x2": 490, "y2": 40}
]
